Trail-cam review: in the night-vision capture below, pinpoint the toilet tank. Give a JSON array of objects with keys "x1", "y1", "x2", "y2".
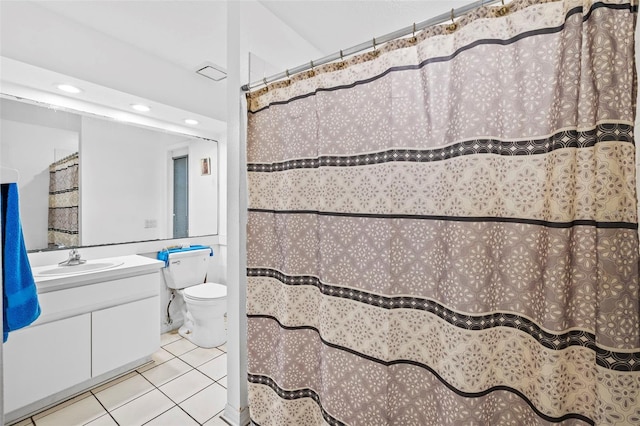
[{"x1": 163, "y1": 248, "x2": 211, "y2": 289}]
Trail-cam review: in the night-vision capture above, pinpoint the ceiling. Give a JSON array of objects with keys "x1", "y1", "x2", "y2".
[{"x1": 0, "y1": 1, "x2": 468, "y2": 138}]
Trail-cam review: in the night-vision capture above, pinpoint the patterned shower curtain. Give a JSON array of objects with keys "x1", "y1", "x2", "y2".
[
  {"x1": 48, "y1": 152, "x2": 79, "y2": 248},
  {"x1": 246, "y1": 0, "x2": 639, "y2": 424}
]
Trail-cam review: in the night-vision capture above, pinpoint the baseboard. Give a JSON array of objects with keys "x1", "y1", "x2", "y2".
[{"x1": 220, "y1": 403, "x2": 250, "y2": 426}]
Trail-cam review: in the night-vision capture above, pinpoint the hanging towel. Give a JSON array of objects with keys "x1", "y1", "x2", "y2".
[
  {"x1": 2, "y1": 183, "x2": 41, "y2": 342},
  {"x1": 157, "y1": 245, "x2": 213, "y2": 267}
]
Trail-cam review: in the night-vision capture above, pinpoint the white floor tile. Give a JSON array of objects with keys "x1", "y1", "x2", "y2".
[
  {"x1": 33, "y1": 395, "x2": 106, "y2": 426},
  {"x1": 203, "y1": 414, "x2": 230, "y2": 425},
  {"x1": 141, "y1": 357, "x2": 192, "y2": 387},
  {"x1": 94, "y1": 373, "x2": 155, "y2": 411},
  {"x1": 160, "y1": 332, "x2": 182, "y2": 346},
  {"x1": 163, "y1": 338, "x2": 197, "y2": 356},
  {"x1": 217, "y1": 376, "x2": 227, "y2": 388},
  {"x1": 110, "y1": 389, "x2": 174, "y2": 426},
  {"x1": 197, "y1": 353, "x2": 227, "y2": 381},
  {"x1": 152, "y1": 347, "x2": 176, "y2": 364},
  {"x1": 179, "y1": 383, "x2": 227, "y2": 424},
  {"x1": 144, "y1": 406, "x2": 199, "y2": 426},
  {"x1": 180, "y1": 346, "x2": 224, "y2": 367},
  {"x1": 33, "y1": 392, "x2": 93, "y2": 420},
  {"x1": 85, "y1": 414, "x2": 118, "y2": 425},
  {"x1": 159, "y1": 369, "x2": 214, "y2": 403}
]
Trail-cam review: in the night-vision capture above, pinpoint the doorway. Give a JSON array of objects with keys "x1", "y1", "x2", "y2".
[{"x1": 173, "y1": 155, "x2": 188, "y2": 238}]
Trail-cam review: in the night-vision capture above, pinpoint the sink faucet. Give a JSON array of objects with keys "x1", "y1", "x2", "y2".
[{"x1": 58, "y1": 249, "x2": 87, "y2": 266}]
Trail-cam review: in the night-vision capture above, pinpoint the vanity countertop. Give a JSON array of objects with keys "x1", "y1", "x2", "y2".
[{"x1": 32, "y1": 255, "x2": 164, "y2": 293}]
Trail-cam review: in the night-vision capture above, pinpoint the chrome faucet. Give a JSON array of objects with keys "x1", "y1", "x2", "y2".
[{"x1": 58, "y1": 249, "x2": 86, "y2": 266}]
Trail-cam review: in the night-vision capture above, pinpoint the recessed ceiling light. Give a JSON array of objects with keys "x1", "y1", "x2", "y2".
[
  {"x1": 57, "y1": 84, "x2": 82, "y2": 94},
  {"x1": 184, "y1": 119, "x2": 199, "y2": 125},
  {"x1": 131, "y1": 104, "x2": 151, "y2": 112}
]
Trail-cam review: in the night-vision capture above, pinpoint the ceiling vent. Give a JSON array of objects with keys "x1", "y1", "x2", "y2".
[{"x1": 196, "y1": 62, "x2": 227, "y2": 82}]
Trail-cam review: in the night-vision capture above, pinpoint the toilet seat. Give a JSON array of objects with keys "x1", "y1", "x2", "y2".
[{"x1": 183, "y1": 283, "x2": 226, "y2": 301}]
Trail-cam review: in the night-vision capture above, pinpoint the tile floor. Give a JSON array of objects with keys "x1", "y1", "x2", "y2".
[{"x1": 10, "y1": 332, "x2": 229, "y2": 426}]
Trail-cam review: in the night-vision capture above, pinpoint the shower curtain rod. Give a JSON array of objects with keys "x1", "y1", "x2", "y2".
[{"x1": 241, "y1": 0, "x2": 505, "y2": 92}]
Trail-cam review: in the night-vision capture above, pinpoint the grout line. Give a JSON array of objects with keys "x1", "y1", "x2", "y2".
[
  {"x1": 202, "y1": 408, "x2": 225, "y2": 426},
  {"x1": 141, "y1": 359, "x2": 195, "y2": 390},
  {"x1": 89, "y1": 395, "x2": 120, "y2": 426},
  {"x1": 139, "y1": 403, "x2": 178, "y2": 426},
  {"x1": 99, "y1": 375, "x2": 157, "y2": 415},
  {"x1": 176, "y1": 405, "x2": 203, "y2": 426}
]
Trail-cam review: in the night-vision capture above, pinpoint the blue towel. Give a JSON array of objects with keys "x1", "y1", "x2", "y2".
[
  {"x1": 157, "y1": 245, "x2": 213, "y2": 267},
  {"x1": 2, "y1": 183, "x2": 41, "y2": 342}
]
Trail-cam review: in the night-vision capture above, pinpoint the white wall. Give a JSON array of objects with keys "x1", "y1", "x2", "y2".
[
  {"x1": 0, "y1": 119, "x2": 78, "y2": 250},
  {"x1": 224, "y1": 2, "x2": 324, "y2": 425}
]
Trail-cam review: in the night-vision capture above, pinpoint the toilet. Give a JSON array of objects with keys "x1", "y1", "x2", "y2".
[{"x1": 161, "y1": 247, "x2": 227, "y2": 348}]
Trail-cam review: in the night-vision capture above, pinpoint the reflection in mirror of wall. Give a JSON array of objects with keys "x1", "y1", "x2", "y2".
[{"x1": 0, "y1": 97, "x2": 219, "y2": 252}]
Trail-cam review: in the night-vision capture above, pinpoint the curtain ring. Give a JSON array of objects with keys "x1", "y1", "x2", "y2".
[
  {"x1": 447, "y1": 8, "x2": 458, "y2": 32},
  {"x1": 497, "y1": 0, "x2": 510, "y2": 16}
]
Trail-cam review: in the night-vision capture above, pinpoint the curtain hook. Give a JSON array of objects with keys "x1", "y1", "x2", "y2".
[
  {"x1": 262, "y1": 77, "x2": 268, "y2": 91},
  {"x1": 338, "y1": 49, "x2": 346, "y2": 69},
  {"x1": 285, "y1": 69, "x2": 291, "y2": 85},
  {"x1": 411, "y1": 22, "x2": 417, "y2": 43},
  {"x1": 372, "y1": 37, "x2": 379, "y2": 56},
  {"x1": 496, "y1": 0, "x2": 510, "y2": 16},
  {"x1": 447, "y1": 8, "x2": 458, "y2": 32},
  {"x1": 309, "y1": 60, "x2": 316, "y2": 76}
]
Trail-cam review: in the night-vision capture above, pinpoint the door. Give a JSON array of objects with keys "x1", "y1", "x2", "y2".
[
  {"x1": 173, "y1": 155, "x2": 188, "y2": 238},
  {"x1": 92, "y1": 297, "x2": 160, "y2": 377}
]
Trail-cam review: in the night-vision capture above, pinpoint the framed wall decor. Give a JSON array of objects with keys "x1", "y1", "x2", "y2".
[{"x1": 200, "y1": 157, "x2": 211, "y2": 175}]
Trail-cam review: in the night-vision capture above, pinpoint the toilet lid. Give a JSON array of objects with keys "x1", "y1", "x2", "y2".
[{"x1": 184, "y1": 283, "x2": 226, "y2": 300}]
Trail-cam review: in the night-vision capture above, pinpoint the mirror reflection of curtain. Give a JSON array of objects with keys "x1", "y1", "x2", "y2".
[{"x1": 47, "y1": 153, "x2": 79, "y2": 248}]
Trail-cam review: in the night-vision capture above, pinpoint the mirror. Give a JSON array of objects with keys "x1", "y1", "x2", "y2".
[{"x1": 0, "y1": 97, "x2": 218, "y2": 252}]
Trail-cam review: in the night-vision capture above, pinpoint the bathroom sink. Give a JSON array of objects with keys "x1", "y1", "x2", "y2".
[{"x1": 34, "y1": 261, "x2": 124, "y2": 276}]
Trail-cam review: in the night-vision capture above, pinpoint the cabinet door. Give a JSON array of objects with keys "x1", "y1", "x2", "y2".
[
  {"x1": 3, "y1": 314, "x2": 91, "y2": 413},
  {"x1": 91, "y1": 296, "x2": 160, "y2": 377}
]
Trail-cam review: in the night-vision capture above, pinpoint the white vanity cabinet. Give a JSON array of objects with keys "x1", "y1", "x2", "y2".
[{"x1": 3, "y1": 255, "x2": 163, "y2": 424}]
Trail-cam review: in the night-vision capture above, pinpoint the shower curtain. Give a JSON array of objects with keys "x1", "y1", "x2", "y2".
[
  {"x1": 246, "y1": 0, "x2": 640, "y2": 424},
  {"x1": 48, "y1": 152, "x2": 79, "y2": 248}
]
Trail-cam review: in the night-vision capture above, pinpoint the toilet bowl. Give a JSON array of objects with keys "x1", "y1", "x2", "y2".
[
  {"x1": 159, "y1": 247, "x2": 227, "y2": 348},
  {"x1": 178, "y1": 283, "x2": 227, "y2": 348}
]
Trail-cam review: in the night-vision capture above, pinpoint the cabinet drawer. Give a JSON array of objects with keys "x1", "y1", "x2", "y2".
[{"x1": 34, "y1": 272, "x2": 160, "y2": 326}]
